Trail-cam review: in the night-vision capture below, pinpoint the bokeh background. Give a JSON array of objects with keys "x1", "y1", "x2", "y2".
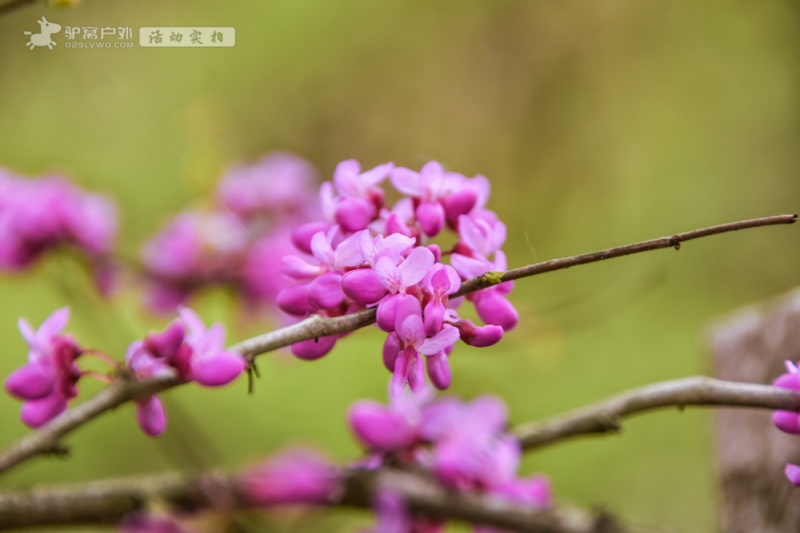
[{"x1": 0, "y1": 1, "x2": 798, "y2": 531}]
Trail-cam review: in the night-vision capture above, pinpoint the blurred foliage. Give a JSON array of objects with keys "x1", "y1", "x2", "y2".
[{"x1": 0, "y1": 1, "x2": 798, "y2": 531}]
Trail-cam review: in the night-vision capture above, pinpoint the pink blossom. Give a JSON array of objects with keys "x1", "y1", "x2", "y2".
[
  {"x1": 421, "y1": 264, "x2": 461, "y2": 336},
  {"x1": 349, "y1": 388, "x2": 434, "y2": 453},
  {"x1": 384, "y1": 312, "x2": 460, "y2": 396},
  {"x1": 365, "y1": 489, "x2": 444, "y2": 533},
  {"x1": 179, "y1": 307, "x2": 246, "y2": 386},
  {"x1": 142, "y1": 211, "x2": 249, "y2": 313},
  {"x1": 240, "y1": 448, "x2": 340, "y2": 506},
  {"x1": 126, "y1": 308, "x2": 245, "y2": 435},
  {"x1": 772, "y1": 360, "x2": 800, "y2": 435},
  {"x1": 329, "y1": 160, "x2": 393, "y2": 232},
  {"x1": 0, "y1": 172, "x2": 117, "y2": 276},
  {"x1": 5, "y1": 308, "x2": 83, "y2": 428},
  {"x1": 119, "y1": 514, "x2": 189, "y2": 533},
  {"x1": 217, "y1": 152, "x2": 319, "y2": 218}
]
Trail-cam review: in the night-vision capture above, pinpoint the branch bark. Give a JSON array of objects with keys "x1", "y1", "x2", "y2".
[
  {"x1": 2, "y1": 375, "x2": 800, "y2": 530},
  {"x1": 0, "y1": 466, "x2": 654, "y2": 533},
  {"x1": 0, "y1": 215, "x2": 795, "y2": 475},
  {"x1": 515, "y1": 377, "x2": 800, "y2": 450}
]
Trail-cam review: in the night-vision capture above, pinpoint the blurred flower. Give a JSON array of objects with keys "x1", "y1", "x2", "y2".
[
  {"x1": 0, "y1": 171, "x2": 117, "y2": 284},
  {"x1": 119, "y1": 514, "x2": 190, "y2": 533},
  {"x1": 217, "y1": 152, "x2": 319, "y2": 219},
  {"x1": 240, "y1": 448, "x2": 340, "y2": 506}
]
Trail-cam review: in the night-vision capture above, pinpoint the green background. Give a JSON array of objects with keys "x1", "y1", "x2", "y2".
[{"x1": 0, "y1": 1, "x2": 798, "y2": 531}]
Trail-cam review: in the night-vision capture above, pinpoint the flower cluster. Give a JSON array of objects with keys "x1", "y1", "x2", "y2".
[
  {"x1": 0, "y1": 169, "x2": 117, "y2": 283},
  {"x1": 4, "y1": 308, "x2": 85, "y2": 428},
  {"x1": 125, "y1": 307, "x2": 246, "y2": 436},
  {"x1": 141, "y1": 152, "x2": 318, "y2": 313},
  {"x1": 772, "y1": 360, "x2": 800, "y2": 486},
  {"x1": 350, "y1": 389, "x2": 551, "y2": 531},
  {"x1": 277, "y1": 160, "x2": 514, "y2": 395},
  {"x1": 239, "y1": 448, "x2": 341, "y2": 507}
]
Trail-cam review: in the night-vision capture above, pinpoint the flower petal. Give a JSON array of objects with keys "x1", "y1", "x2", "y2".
[
  {"x1": 397, "y1": 247, "x2": 434, "y2": 289},
  {"x1": 419, "y1": 325, "x2": 460, "y2": 355},
  {"x1": 190, "y1": 351, "x2": 245, "y2": 387},
  {"x1": 136, "y1": 396, "x2": 167, "y2": 437},
  {"x1": 5, "y1": 362, "x2": 57, "y2": 400}
]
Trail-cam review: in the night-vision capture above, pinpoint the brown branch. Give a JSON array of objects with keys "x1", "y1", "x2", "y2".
[
  {"x1": 457, "y1": 213, "x2": 797, "y2": 296},
  {"x1": 515, "y1": 377, "x2": 800, "y2": 450},
  {"x1": 3, "y1": 376, "x2": 799, "y2": 530},
  {"x1": 0, "y1": 215, "x2": 795, "y2": 475},
  {"x1": 0, "y1": 466, "x2": 655, "y2": 533}
]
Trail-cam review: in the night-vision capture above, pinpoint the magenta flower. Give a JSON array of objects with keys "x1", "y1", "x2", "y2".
[
  {"x1": 391, "y1": 162, "x2": 451, "y2": 237},
  {"x1": 178, "y1": 307, "x2": 246, "y2": 386},
  {"x1": 0, "y1": 172, "x2": 117, "y2": 277},
  {"x1": 451, "y1": 249, "x2": 518, "y2": 331},
  {"x1": 330, "y1": 160, "x2": 393, "y2": 232},
  {"x1": 366, "y1": 489, "x2": 444, "y2": 533},
  {"x1": 773, "y1": 360, "x2": 800, "y2": 435},
  {"x1": 5, "y1": 308, "x2": 84, "y2": 428},
  {"x1": 142, "y1": 211, "x2": 249, "y2": 313},
  {"x1": 384, "y1": 312, "x2": 460, "y2": 396},
  {"x1": 421, "y1": 264, "x2": 461, "y2": 336},
  {"x1": 349, "y1": 387, "x2": 433, "y2": 453},
  {"x1": 119, "y1": 514, "x2": 189, "y2": 533},
  {"x1": 126, "y1": 308, "x2": 244, "y2": 436},
  {"x1": 342, "y1": 231, "x2": 417, "y2": 306},
  {"x1": 786, "y1": 464, "x2": 800, "y2": 486},
  {"x1": 217, "y1": 152, "x2": 319, "y2": 219},
  {"x1": 240, "y1": 448, "x2": 340, "y2": 506}
]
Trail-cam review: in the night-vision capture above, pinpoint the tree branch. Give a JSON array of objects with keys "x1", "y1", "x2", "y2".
[
  {"x1": 515, "y1": 377, "x2": 800, "y2": 450},
  {"x1": 0, "y1": 466, "x2": 655, "y2": 533},
  {"x1": 2, "y1": 376, "x2": 799, "y2": 530},
  {"x1": 0, "y1": 215, "x2": 795, "y2": 475}
]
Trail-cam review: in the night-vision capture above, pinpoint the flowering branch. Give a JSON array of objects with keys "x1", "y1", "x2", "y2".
[
  {"x1": 0, "y1": 215, "x2": 795, "y2": 475},
  {"x1": 0, "y1": 466, "x2": 653, "y2": 533},
  {"x1": 1, "y1": 376, "x2": 799, "y2": 530},
  {"x1": 235, "y1": 214, "x2": 797, "y2": 358},
  {"x1": 515, "y1": 377, "x2": 800, "y2": 450}
]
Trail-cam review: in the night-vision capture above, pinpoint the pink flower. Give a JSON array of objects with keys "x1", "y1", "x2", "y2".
[
  {"x1": 786, "y1": 464, "x2": 800, "y2": 486},
  {"x1": 119, "y1": 514, "x2": 189, "y2": 533},
  {"x1": 348, "y1": 388, "x2": 434, "y2": 453},
  {"x1": 772, "y1": 360, "x2": 800, "y2": 435},
  {"x1": 451, "y1": 249, "x2": 518, "y2": 331},
  {"x1": 178, "y1": 307, "x2": 246, "y2": 387},
  {"x1": 365, "y1": 489, "x2": 444, "y2": 533},
  {"x1": 0, "y1": 172, "x2": 117, "y2": 277},
  {"x1": 5, "y1": 308, "x2": 83, "y2": 428},
  {"x1": 142, "y1": 211, "x2": 249, "y2": 313},
  {"x1": 126, "y1": 308, "x2": 245, "y2": 436},
  {"x1": 391, "y1": 162, "x2": 450, "y2": 237},
  {"x1": 328, "y1": 160, "x2": 393, "y2": 232},
  {"x1": 421, "y1": 264, "x2": 461, "y2": 336},
  {"x1": 240, "y1": 448, "x2": 340, "y2": 506},
  {"x1": 217, "y1": 152, "x2": 319, "y2": 219},
  {"x1": 384, "y1": 312, "x2": 460, "y2": 396}
]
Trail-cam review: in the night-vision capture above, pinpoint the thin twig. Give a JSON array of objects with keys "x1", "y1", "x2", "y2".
[
  {"x1": 457, "y1": 214, "x2": 797, "y2": 296},
  {"x1": 515, "y1": 377, "x2": 800, "y2": 450},
  {"x1": 0, "y1": 215, "x2": 794, "y2": 474}
]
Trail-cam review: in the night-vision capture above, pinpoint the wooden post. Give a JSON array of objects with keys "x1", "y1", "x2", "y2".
[{"x1": 711, "y1": 288, "x2": 800, "y2": 532}]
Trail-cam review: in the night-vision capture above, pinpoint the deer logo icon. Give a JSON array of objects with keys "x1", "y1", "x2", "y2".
[{"x1": 24, "y1": 17, "x2": 62, "y2": 50}]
